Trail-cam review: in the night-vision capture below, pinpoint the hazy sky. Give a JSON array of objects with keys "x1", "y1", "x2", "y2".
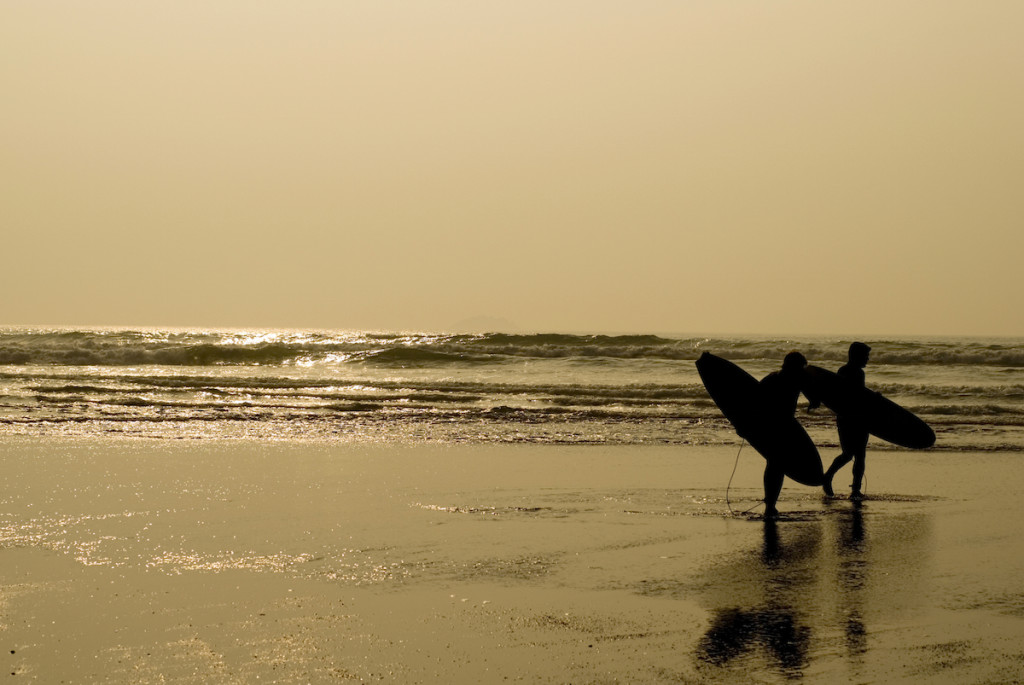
[{"x1": 3, "y1": 1, "x2": 1022, "y2": 336}]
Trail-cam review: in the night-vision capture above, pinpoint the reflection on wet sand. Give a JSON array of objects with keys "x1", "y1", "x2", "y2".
[
  {"x1": 837, "y1": 502, "x2": 868, "y2": 661},
  {"x1": 695, "y1": 503, "x2": 930, "y2": 679},
  {"x1": 698, "y1": 605, "x2": 810, "y2": 677}
]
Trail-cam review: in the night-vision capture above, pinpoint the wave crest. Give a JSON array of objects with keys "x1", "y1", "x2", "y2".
[{"x1": 2, "y1": 329, "x2": 1024, "y2": 367}]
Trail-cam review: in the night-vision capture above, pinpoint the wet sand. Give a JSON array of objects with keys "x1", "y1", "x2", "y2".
[{"x1": 1, "y1": 438, "x2": 1023, "y2": 683}]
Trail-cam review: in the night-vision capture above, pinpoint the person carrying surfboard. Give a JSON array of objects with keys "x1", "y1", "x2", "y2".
[
  {"x1": 758, "y1": 351, "x2": 819, "y2": 518},
  {"x1": 822, "y1": 342, "x2": 872, "y2": 499}
]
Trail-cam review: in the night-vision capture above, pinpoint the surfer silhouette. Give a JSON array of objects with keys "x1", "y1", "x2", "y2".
[
  {"x1": 759, "y1": 352, "x2": 818, "y2": 518},
  {"x1": 822, "y1": 343, "x2": 871, "y2": 499}
]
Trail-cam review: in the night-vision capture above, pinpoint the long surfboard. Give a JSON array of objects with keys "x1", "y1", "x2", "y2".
[
  {"x1": 696, "y1": 352, "x2": 824, "y2": 486},
  {"x1": 805, "y1": 365, "x2": 935, "y2": 449}
]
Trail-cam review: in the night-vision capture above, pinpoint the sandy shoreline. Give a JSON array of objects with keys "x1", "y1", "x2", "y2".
[{"x1": 1, "y1": 438, "x2": 1023, "y2": 683}]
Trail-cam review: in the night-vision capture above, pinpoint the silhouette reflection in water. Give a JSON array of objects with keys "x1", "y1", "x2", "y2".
[
  {"x1": 698, "y1": 604, "x2": 811, "y2": 676},
  {"x1": 696, "y1": 519, "x2": 813, "y2": 678},
  {"x1": 837, "y1": 502, "x2": 868, "y2": 659},
  {"x1": 694, "y1": 504, "x2": 928, "y2": 680}
]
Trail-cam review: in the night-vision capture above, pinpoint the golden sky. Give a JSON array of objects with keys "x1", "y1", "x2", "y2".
[{"x1": 3, "y1": 1, "x2": 1022, "y2": 335}]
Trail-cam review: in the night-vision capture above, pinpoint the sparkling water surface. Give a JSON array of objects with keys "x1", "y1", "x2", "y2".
[{"x1": 1, "y1": 327, "x2": 1022, "y2": 450}]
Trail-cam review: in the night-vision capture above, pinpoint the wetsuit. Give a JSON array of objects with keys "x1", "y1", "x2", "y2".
[
  {"x1": 758, "y1": 370, "x2": 812, "y2": 514},
  {"x1": 829, "y1": 363, "x2": 870, "y2": 494}
]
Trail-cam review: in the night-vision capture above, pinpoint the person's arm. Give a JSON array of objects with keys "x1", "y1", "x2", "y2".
[
  {"x1": 803, "y1": 385, "x2": 821, "y2": 411},
  {"x1": 801, "y1": 372, "x2": 821, "y2": 411}
]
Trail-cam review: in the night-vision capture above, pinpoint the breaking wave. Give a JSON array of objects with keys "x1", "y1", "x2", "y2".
[
  {"x1": 3, "y1": 329, "x2": 1024, "y2": 367},
  {"x1": 1, "y1": 327, "x2": 1023, "y2": 450}
]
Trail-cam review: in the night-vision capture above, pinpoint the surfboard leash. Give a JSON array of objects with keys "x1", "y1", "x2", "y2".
[
  {"x1": 726, "y1": 440, "x2": 766, "y2": 516},
  {"x1": 726, "y1": 440, "x2": 746, "y2": 516}
]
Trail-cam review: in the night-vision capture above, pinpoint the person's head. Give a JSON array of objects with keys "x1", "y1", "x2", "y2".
[
  {"x1": 781, "y1": 351, "x2": 808, "y2": 375},
  {"x1": 849, "y1": 342, "x2": 871, "y2": 367}
]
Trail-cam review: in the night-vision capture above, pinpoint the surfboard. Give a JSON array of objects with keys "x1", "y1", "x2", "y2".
[
  {"x1": 696, "y1": 352, "x2": 824, "y2": 486},
  {"x1": 805, "y1": 366, "x2": 935, "y2": 449}
]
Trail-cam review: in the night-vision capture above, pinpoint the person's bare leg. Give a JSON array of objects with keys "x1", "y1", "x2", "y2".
[
  {"x1": 851, "y1": 452, "x2": 866, "y2": 500},
  {"x1": 764, "y1": 463, "x2": 784, "y2": 518},
  {"x1": 823, "y1": 452, "x2": 852, "y2": 497}
]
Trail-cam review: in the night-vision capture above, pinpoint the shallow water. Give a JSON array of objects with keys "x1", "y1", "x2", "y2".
[
  {"x1": 3, "y1": 328, "x2": 1024, "y2": 452},
  {"x1": 2, "y1": 440, "x2": 1022, "y2": 681}
]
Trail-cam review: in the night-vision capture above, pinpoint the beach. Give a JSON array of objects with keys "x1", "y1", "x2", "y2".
[
  {"x1": 2, "y1": 438, "x2": 1023, "y2": 683},
  {"x1": 7, "y1": 0, "x2": 1024, "y2": 678}
]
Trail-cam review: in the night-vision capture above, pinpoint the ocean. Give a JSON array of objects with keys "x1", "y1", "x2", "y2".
[{"x1": 2, "y1": 327, "x2": 1022, "y2": 451}]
